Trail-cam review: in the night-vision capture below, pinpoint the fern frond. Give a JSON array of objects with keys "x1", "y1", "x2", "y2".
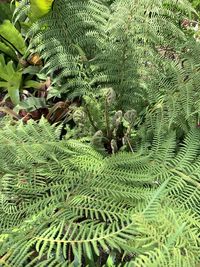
[{"x1": 0, "y1": 118, "x2": 199, "y2": 266}]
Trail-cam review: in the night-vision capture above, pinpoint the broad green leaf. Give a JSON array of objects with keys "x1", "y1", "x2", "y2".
[
  {"x1": 24, "y1": 80, "x2": 41, "y2": 89},
  {"x1": 0, "y1": 60, "x2": 22, "y2": 105},
  {"x1": 0, "y1": 54, "x2": 5, "y2": 66},
  {"x1": 7, "y1": 70, "x2": 22, "y2": 105},
  {"x1": 6, "y1": 61, "x2": 15, "y2": 76},
  {"x1": 0, "y1": 42, "x2": 17, "y2": 61},
  {"x1": 30, "y1": 0, "x2": 54, "y2": 20},
  {"x1": 14, "y1": 97, "x2": 46, "y2": 112},
  {"x1": 0, "y1": 67, "x2": 10, "y2": 81},
  {"x1": 23, "y1": 66, "x2": 41, "y2": 75},
  {"x1": 0, "y1": 81, "x2": 8, "y2": 88},
  {"x1": 0, "y1": 20, "x2": 26, "y2": 55}
]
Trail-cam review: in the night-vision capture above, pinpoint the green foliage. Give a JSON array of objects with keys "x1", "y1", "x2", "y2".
[
  {"x1": 144, "y1": 39, "x2": 200, "y2": 135},
  {"x1": 66, "y1": 89, "x2": 137, "y2": 153},
  {"x1": 0, "y1": 2, "x2": 14, "y2": 23},
  {"x1": 0, "y1": 54, "x2": 46, "y2": 106},
  {"x1": 18, "y1": 0, "x2": 195, "y2": 109},
  {"x1": 0, "y1": 0, "x2": 200, "y2": 266},
  {"x1": 25, "y1": 0, "x2": 109, "y2": 95},
  {"x1": 0, "y1": 41, "x2": 17, "y2": 61},
  {"x1": 15, "y1": 96, "x2": 47, "y2": 112},
  {"x1": 14, "y1": 0, "x2": 199, "y2": 116},
  {"x1": 189, "y1": 0, "x2": 200, "y2": 11},
  {"x1": 0, "y1": 17, "x2": 49, "y2": 107},
  {"x1": 29, "y1": 0, "x2": 54, "y2": 20},
  {"x1": 0, "y1": 117, "x2": 199, "y2": 266},
  {"x1": 0, "y1": 55, "x2": 22, "y2": 105},
  {"x1": 0, "y1": 19, "x2": 27, "y2": 58}
]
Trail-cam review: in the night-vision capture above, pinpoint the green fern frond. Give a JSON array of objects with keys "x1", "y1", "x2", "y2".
[
  {"x1": 0, "y1": 118, "x2": 199, "y2": 266},
  {"x1": 25, "y1": 0, "x2": 109, "y2": 94}
]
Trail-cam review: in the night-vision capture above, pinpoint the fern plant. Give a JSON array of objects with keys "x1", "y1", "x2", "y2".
[
  {"x1": 16, "y1": 0, "x2": 195, "y2": 107},
  {"x1": 0, "y1": 117, "x2": 199, "y2": 266},
  {"x1": 1, "y1": 0, "x2": 200, "y2": 266},
  {"x1": 63, "y1": 88, "x2": 137, "y2": 153},
  {"x1": 15, "y1": 0, "x2": 199, "y2": 120},
  {"x1": 21, "y1": 0, "x2": 109, "y2": 97}
]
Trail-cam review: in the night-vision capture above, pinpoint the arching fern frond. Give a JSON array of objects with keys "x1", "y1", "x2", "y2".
[
  {"x1": 26, "y1": 0, "x2": 109, "y2": 95},
  {"x1": 0, "y1": 118, "x2": 199, "y2": 266}
]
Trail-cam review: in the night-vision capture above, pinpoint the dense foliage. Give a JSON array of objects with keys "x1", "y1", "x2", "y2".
[{"x1": 0, "y1": 0, "x2": 200, "y2": 266}]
